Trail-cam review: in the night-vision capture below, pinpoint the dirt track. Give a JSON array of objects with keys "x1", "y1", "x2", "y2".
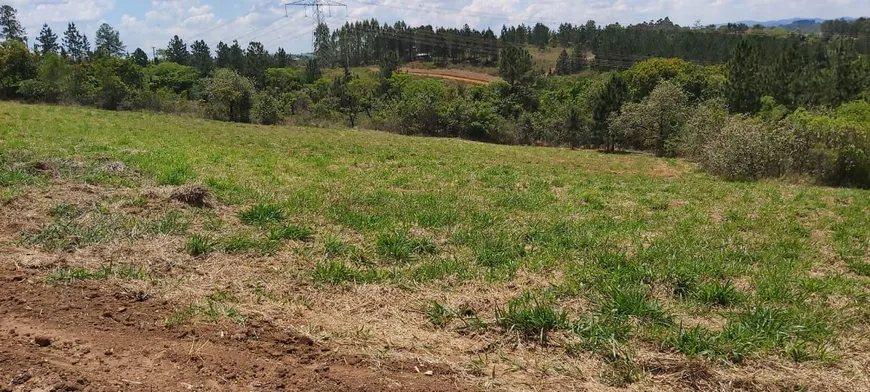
[
  {"x1": 399, "y1": 68, "x2": 498, "y2": 85},
  {"x1": 0, "y1": 263, "x2": 471, "y2": 391}
]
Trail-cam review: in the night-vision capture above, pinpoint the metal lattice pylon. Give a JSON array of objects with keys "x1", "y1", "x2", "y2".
[{"x1": 285, "y1": 0, "x2": 347, "y2": 46}]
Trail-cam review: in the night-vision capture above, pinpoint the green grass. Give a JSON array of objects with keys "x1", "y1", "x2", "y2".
[{"x1": 4, "y1": 102, "x2": 870, "y2": 385}]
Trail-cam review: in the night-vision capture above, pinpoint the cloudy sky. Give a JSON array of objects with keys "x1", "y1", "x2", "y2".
[{"x1": 7, "y1": 0, "x2": 869, "y2": 56}]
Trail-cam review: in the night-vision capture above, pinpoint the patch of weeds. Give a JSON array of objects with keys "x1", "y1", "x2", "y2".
[
  {"x1": 376, "y1": 231, "x2": 437, "y2": 261},
  {"x1": 570, "y1": 313, "x2": 632, "y2": 353},
  {"x1": 238, "y1": 203, "x2": 285, "y2": 225},
  {"x1": 599, "y1": 283, "x2": 672, "y2": 326},
  {"x1": 186, "y1": 234, "x2": 218, "y2": 256},
  {"x1": 324, "y1": 237, "x2": 364, "y2": 261},
  {"x1": 785, "y1": 340, "x2": 839, "y2": 364},
  {"x1": 164, "y1": 304, "x2": 198, "y2": 328},
  {"x1": 662, "y1": 325, "x2": 721, "y2": 359},
  {"x1": 311, "y1": 261, "x2": 378, "y2": 285},
  {"x1": 146, "y1": 211, "x2": 188, "y2": 235},
  {"x1": 45, "y1": 264, "x2": 147, "y2": 284},
  {"x1": 600, "y1": 346, "x2": 642, "y2": 387},
  {"x1": 409, "y1": 258, "x2": 473, "y2": 282},
  {"x1": 695, "y1": 281, "x2": 745, "y2": 307},
  {"x1": 497, "y1": 292, "x2": 567, "y2": 344},
  {"x1": 425, "y1": 300, "x2": 455, "y2": 329},
  {"x1": 223, "y1": 235, "x2": 261, "y2": 254},
  {"x1": 268, "y1": 225, "x2": 314, "y2": 242},
  {"x1": 471, "y1": 232, "x2": 525, "y2": 268},
  {"x1": 122, "y1": 195, "x2": 149, "y2": 208},
  {"x1": 156, "y1": 165, "x2": 194, "y2": 186},
  {"x1": 49, "y1": 203, "x2": 80, "y2": 219},
  {"x1": 719, "y1": 305, "x2": 835, "y2": 359},
  {"x1": 847, "y1": 261, "x2": 870, "y2": 277}
]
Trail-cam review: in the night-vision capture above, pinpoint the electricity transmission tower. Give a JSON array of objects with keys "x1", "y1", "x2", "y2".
[{"x1": 285, "y1": 0, "x2": 347, "y2": 37}]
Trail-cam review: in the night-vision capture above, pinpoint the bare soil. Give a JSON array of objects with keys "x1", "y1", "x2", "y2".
[
  {"x1": 0, "y1": 266, "x2": 470, "y2": 391},
  {"x1": 398, "y1": 68, "x2": 499, "y2": 85}
]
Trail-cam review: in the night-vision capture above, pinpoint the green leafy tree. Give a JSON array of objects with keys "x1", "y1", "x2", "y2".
[
  {"x1": 63, "y1": 23, "x2": 87, "y2": 63},
  {"x1": 95, "y1": 23, "x2": 125, "y2": 57},
  {"x1": 0, "y1": 5, "x2": 26, "y2": 42},
  {"x1": 498, "y1": 46, "x2": 534, "y2": 85},
  {"x1": 609, "y1": 80, "x2": 690, "y2": 156},
  {"x1": 303, "y1": 58, "x2": 321, "y2": 84},
  {"x1": 591, "y1": 72, "x2": 629, "y2": 151},
  {"x1": 37, "y1": 24, "x2": 59, "y2": 55},
  {"x1": 166, "y1": 35, "x2": 189, "y2": 65},
  {"x1": 228, "y1": 40, "x2": 245, "y2": 72},
  {"x1": 245, "y1": 41, "x2": 271, "y2": 89},
  {"x1": 145, "y1": 62, "x2": 198, "y2": 94},
  {"x1": 726, "y1": 38, "x2": 762, "y2": 113},
  {"x1": 379, "y1": 51, "x2": 399, "y2": 80},
  {"x1": 189, "y1": 40, "x2": 213, "y2": 77},
  {"x1": 0, "y1": 40, "x2": 36, "y2": 98},
  {"x1": 132, "y1": 48, "x2": 149, "y2": 67},
  {"x1": 274, "y1": 47, "x2": 290, "y2": 68},
  {"x1": 215, "y1": 41, "x2": 230, "y2": 68},
  {"x1": 203, "y1": 68, "x2": 255, "y2": 123}
]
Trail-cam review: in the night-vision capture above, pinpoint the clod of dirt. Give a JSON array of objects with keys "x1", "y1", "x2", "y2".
[
  {"x1": 34, "y1": 336, "x2": 52, "y2": 347},
  {"x1": 170, "y1": 185, "x2": 214, "y2": 208},
  {"x1": 33, "y1": 159, "x2": 87, "y2": 175},
  {"x1": 12, "y1": 371, "x2": 30, "y2": 385}
]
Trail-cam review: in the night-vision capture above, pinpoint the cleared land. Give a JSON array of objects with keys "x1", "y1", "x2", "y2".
[{"x1": 1, "y1": 102, "x2": 870, "y2": 391}]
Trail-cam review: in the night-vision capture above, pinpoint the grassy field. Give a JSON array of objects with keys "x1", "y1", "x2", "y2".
[{"x1": 2, "y1": 102, "x2": 870, "y2": 390}]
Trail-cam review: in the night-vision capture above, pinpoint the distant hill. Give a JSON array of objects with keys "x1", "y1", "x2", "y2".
[{"x1": 733, "y1": 17, "x2": 855, "y2": 27}]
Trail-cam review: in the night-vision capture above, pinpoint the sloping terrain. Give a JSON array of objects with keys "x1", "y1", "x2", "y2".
[{"x1": 1, "y1": 102, "x2": 869, "y2": 391}]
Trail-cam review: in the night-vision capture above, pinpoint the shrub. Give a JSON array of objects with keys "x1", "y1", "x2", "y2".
[
  {"x1": 677, "y1": 98, "x2": 729, "y2": 160},
  {"x1": 202, "y1": 69, "x2": 255, "y2": 123},
  {"x1": 186, "y1": 234, "x2": 217, "y2": 256},
  {"x1": 251, "y1": 91, "x2": 284, "y2": 125},
  {"x1": 700, "y1": 116, "x2": 795, "y2": 181}
]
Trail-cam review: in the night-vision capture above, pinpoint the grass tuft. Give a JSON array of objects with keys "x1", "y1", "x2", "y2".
[
  {"x1": 186, "y1": 234, "x2": 218, "y2": 256},
  {"x1": 268, "y1": 224, "x2": 314, "y2": 242},
  {"x1": 376, "y1": 231, "x2": 437, "y2": 261},
  {"x1": 497, "y1": 293, "x2": 568, "y2": 344},
  {"x1": 238, "y1": 203, "x2": 285, "y2": 225}
]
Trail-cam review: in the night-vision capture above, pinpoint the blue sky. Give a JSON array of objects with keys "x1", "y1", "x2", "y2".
[{"x1": 7, "y1": 0, "x2": 870, "y2": 56}]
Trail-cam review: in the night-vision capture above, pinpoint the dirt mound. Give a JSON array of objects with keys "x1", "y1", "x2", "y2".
[
  {"x1": 170, "y1": 184, "x2": 213, "y2": 208},
  {"x1": 0, "y1": 264, "x2": 472, "y2": 391}
]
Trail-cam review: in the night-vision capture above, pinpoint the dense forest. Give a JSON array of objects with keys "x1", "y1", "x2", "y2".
[{"x1": 1, "y1": 4, "x2": 870, "y2": 188}]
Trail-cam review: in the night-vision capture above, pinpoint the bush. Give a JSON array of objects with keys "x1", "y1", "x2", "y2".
[
  {"x1": 202, "y1": 69, "x2": 255, "y2": 123},
  {"x1": 700, "y1": 116, "x2": 795, "y2": 181},
  {"x1": 252, "y1": 91, "x2": 284, "y2": 125},
  {"x1": 677, "y1": 98, "x2": 729, "y2": 160},
  {"x1": 0, "y1": 40, "x2": 36, "y2": 99}
]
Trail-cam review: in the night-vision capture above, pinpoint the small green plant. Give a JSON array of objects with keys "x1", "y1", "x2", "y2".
[
  {"x1": 425, "y1": 300, "x2": 455, "y2": 329},
  {"x1": 497, "y1": 293, "x2": 567, "y2": 344},
  {"x1": 223, "y1": 235, "x2": 260, "y2": 254},
  {"x1": 695, "y1": 281, "x2": 744, "y2": 307},
  {"x1": 164, "y1": 304, "x2": 198, "y2": 328},
  {"x1": 376, "y1": 231, "x2": 437, "y2": 261},
  {"x1": 49, "y1": 203, "x2": 80, "y2": 218},
  {"x1": 599, "y1": 283, "x2": 671, "y2": 326},
  {"x1": 324, "y1": 237, "x2": 364, "y2": 261},
  {"x1": 311, "y1": 261, "x2": 377, "y2": 284},
  {"x1": 268, "y1": 225, "x2": 314, "y2": 242},
  {"x1": 238, "y1": 203, "x2": 285, "y2": 225},
  {"x1": 156, "y1": 165, "x2": 194, "y2": 186},
  {"x1": 662, "y1": 325, "x2": 720, "y2": 358},
  {"x1": 186, "y1": 234, "x2": 218, "y2": 256},
  {"x1": 848, "y1": 261, "x2": 870, "y2": 277}
]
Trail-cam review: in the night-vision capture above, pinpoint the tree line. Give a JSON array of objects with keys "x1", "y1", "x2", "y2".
[{"x1": 2, "y1": 5, "x2": 870, "y2": 189}]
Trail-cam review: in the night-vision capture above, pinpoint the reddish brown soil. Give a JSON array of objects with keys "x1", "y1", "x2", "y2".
[
  {"x1": 0, "y1": 264, "x2": 472, "y2": 392},
  {"x1": 399, "y1": 68, "x2": 498, "y2": 85}
]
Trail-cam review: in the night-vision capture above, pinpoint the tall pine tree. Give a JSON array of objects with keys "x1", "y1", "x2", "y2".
[
  {"x1": 37, "y1": 24, "x2": 60, "y2": 55},
  {"x1": 63, "y1": 23, "x2": 86, "y2": 63},
  {"x1": 190, "y1": 40, "x2": 213, "y2": 77},
  {"x1": 726, "y1": 38, "x2": 762, "y2": 114},
  {"x1": 132, "y1": 48, "x2": 149, "y2": 67},
  {"x1": 0, "y1": 5, "x2": 26, "y2": 42},
  {"x1": 166, "y1": 35, "x2": 189, "y2": 64},
  {"x1": 95, "y1": 23, "x2": 125, "y2": 57}
]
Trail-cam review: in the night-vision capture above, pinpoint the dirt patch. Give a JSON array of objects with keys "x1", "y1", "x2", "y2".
[
  {"x1": 399, "y1": 68, "x2": 499, "y2": 85},
  {"x1": 0, "y1": 263, "x2": 472, "y2": 391}
]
